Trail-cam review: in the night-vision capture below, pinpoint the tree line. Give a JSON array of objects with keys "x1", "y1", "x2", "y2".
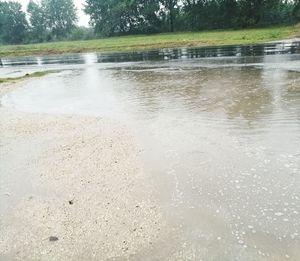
[
  {"x1": 0, "y1": 0, "x2": 78, "y2": 44},
  {"x1": 1, "y1": 0, "x2": 300, "y2": 45}
]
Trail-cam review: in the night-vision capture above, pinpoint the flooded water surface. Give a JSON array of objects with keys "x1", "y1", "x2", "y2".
[{"x1": 1, "y1": 43, "x2": 300, "y2": 260}]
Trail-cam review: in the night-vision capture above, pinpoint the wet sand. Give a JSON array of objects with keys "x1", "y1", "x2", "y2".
[{"x1": 0, "y1": 80, "x2": 166, "y2": 260}]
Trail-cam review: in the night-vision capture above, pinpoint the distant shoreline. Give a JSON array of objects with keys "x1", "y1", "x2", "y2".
[{"x1": 0, "y1": 25, "x2": 298, "y2": 58}]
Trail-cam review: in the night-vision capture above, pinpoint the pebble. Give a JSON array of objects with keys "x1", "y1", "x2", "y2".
[{"x1": 49, "y1": 236, "x2": 59, "y2": 242}]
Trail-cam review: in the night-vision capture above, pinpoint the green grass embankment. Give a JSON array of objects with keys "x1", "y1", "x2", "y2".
[{"x1": 0, "y1": 25, "x2": 299, "y2": 57}]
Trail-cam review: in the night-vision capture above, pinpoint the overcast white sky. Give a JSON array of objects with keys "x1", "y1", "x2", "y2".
[{"x1": 7, "y1": 0, "x2": 90, "y2": 26}]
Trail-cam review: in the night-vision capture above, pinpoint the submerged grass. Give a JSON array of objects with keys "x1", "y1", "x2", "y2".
[
  {"x1": 0, "y1": 71, "x2": 57, "y2": 84},
  {"x1": 0, "y1": 25, "x2": 298, "y2": 57}
]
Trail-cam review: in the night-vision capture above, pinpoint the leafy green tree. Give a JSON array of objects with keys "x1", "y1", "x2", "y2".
[
  {"x1": 293, "y1": 0, "x2": 300, "y2": 21},
  {"x1": 135, "y1": 0, "x2": 163, "y2": 33},
  {"x1": 43, "y1": 0, "x2": 78, "y2": 39},
  {"x1": 84, "y1": 0, "x2": 120, "y2": 36},
  {"x1": 237, "y1": 0, "x2": 294, "y2": 27},
  {"x1": 161, "y1": 0, "x2": 179, "y2": 32},
  {"x1": 260, "y1": 0, "x2": 293, "y2": 25},
  {"x1": 85, "y1": 0, "x2": 162, "y2": 36},
  {"x1": 181, "y1": 0, "x2": 294, "y2": 30},
  {"x1": 181, "y1": 0, "x2": 204, "y2": 30},
  {"x1": 217, "y1": 0, "x2": 238, "y2": 28},
  {"x1": 0, "y1": 1, "x2": 27, "y2": 44},
  {"x1": 27, "y1": 0, "x2": 49, "y2": 42},
  {"x1": 181, "y1": 0, "x2": 222, "y2": 30},
  {"x1": 27, "y1": 0, "x2": 77, "y2": 41},
  {"x1": 84, "y1": 0, "x2": 296, "y2": 34},
  {"x1": 237, "y1": 0, "x2": 268, "y2": 27}
]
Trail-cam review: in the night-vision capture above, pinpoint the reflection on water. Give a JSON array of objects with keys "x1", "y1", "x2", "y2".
[
  {"x1": 1, "y1": 41, "x2": 300, "y2": 67},
  {"x1": 1, "y1": 44, "x2": 300, "y2": 259}
]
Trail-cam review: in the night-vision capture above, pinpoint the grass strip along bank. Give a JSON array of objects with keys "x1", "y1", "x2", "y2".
[
  {"x1": 0, "y1": 26, "x2": 298, "y2": 58},
  {"x1": 0, "y1": 71, "x2": 57, "y2": 84}
]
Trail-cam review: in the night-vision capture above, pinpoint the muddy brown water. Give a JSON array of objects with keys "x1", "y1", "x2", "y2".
[{"x1": 1, "y1": 43, "x2": 300, "y2": 260}]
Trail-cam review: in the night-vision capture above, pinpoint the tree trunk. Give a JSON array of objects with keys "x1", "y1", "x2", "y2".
[{"x1": 168, "y1": 0, "x2": 175, "y2": 32}]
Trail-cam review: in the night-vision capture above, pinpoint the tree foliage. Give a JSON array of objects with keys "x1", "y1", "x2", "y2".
[
  {"x1": 180, "y1": 0, "x2": 296, "y2": 31},
  {"x1": 0, "y1": 0, "x2": 300, "y2": 44},
  {"x1": 85, "y1": 0, "x2": 299, "y2": 36},
  {"x1": 84, "y1": 0, "x2": 163, "y2": 36},
  {"x1": 26, "y1": 0, "x2": 77, "y2": 42},
  {"x1": 27, "y1": 0, "x2": 49, "y2": 42},
  {"x1": 0, "y1": 1, "x2": 27, "y2": 44},
  {"x1": 293, "y1": 0, "x2": 300, "y2": 21},
  {"x1": 43, "y1": 0, "x2": 77, "y2": 39}
]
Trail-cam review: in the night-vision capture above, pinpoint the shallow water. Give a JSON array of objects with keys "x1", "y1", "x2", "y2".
[{"x1": 1, "y1": 43, "x2": 300, "y2": 259}]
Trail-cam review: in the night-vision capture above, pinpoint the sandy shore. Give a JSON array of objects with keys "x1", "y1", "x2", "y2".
[{"x1": 0, "y1": 80, "x2": 166, "y2": 260}]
